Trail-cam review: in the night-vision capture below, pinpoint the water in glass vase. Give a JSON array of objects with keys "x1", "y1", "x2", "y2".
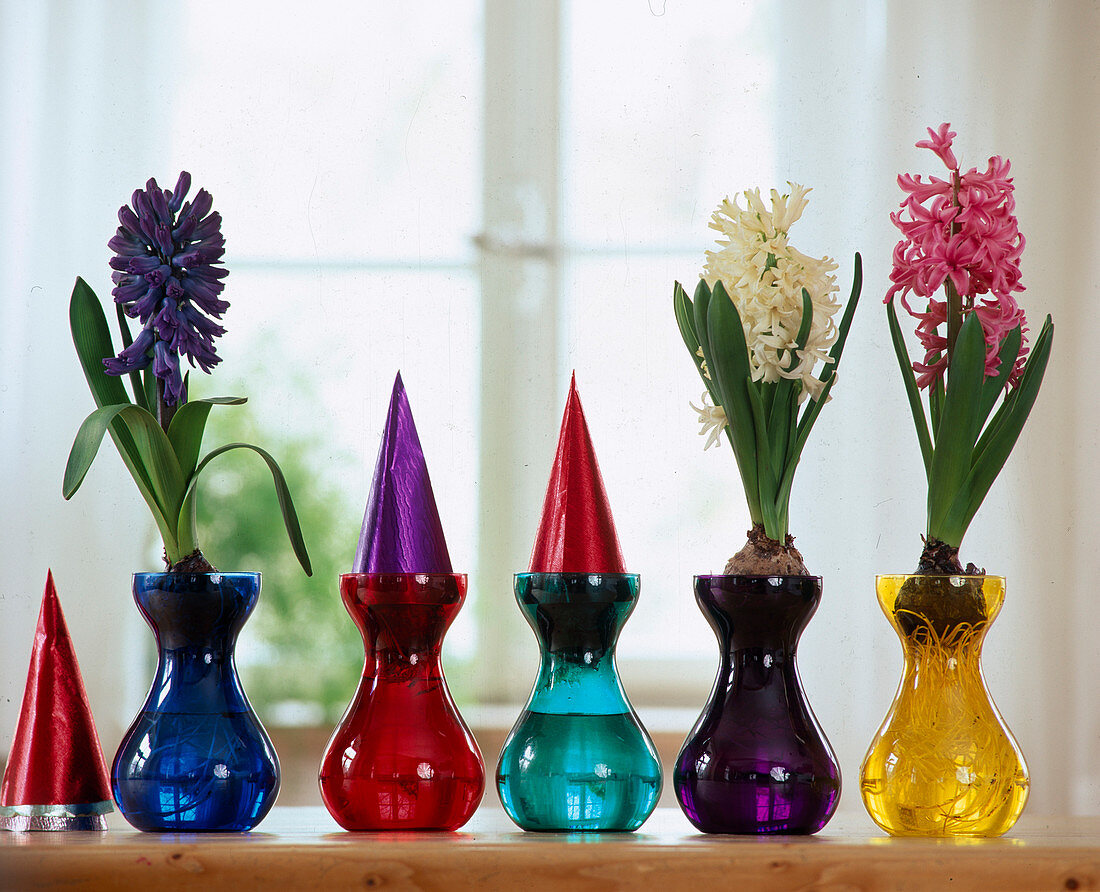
[{"x1": 496, "y1": 709, "x2": 662, "y2": 832}]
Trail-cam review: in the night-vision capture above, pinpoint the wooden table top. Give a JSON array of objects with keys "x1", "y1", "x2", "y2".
[{"x1": 2, "y1": 805, "x2": 1097, "y2": 891}]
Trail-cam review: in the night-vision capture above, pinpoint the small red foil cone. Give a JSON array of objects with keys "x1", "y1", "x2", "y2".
[
  {"x1": 0, "y1": 571, "x2": 113, "y2": 831},
  {"x1": 529, "y1": 374, "x2": 626, "y2": 573}
]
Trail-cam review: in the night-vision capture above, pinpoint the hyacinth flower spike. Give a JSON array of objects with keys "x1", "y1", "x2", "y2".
[
  {"x1": 884, "y1": 123, "x2": 1054, "y2": 574},
  {"x1": 63, "y1": 172, "x2": 310, "y2": 575},
  {"x1": 674, "y1": 185, "x2": 862, "y2": 575}
]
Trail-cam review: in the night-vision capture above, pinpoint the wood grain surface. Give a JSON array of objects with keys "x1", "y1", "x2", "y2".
[{"x1": 1, "y1": 806, "x2": 1097, "y2": 891}]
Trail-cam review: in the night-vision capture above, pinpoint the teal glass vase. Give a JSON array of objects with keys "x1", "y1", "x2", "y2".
[{"x1": 495, "y1": 573, "x2": 662, "y2": 831}]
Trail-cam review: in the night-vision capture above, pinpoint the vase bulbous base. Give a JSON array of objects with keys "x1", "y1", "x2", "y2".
[
  {"x1": 112, "y1": 572, "x2": 279, "y2": 833},
  {"x1": 859, "y1": 575, "x2": 1029, "y2": 838},
  {"x1": 674, "y1": 575, "x2": 840, "y2": 835},
  {"x1": 495, "y1": 573, "x2": 662, "y2": 832},
  {"x1": 496, "y1": 709, "x2": 662, "y2": 832},
  {"x1": 319, "y1": 573, "x2": 485, "y2": 831}
]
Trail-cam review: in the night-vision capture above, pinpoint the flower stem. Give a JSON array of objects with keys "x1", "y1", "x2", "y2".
[
  {"x1": 156, "y1": 378, "x2": 177, "y2": 434},
  {"x1": 946, "y1": 278, "x2": 962, "y2": 361},
  {"x1": 945, "y1": 170, "x2": 963, "y2": 361}
]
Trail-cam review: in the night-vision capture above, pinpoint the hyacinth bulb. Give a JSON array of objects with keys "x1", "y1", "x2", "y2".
[
  {"x1": 529, "y1": 373, "x2": 625, "y2": 573},
  {"x1": 353, "y1": 372, "x2": 451, "y2": 574}
]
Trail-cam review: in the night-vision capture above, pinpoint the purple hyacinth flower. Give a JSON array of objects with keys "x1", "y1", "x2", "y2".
[{"x1": 103, "y1": 172, "x2": 228, "y2": 406}]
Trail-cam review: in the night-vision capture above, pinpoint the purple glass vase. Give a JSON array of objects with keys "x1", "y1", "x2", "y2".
[{"x1": 674, "y1": 575, "x2": 840, "y2": 834}]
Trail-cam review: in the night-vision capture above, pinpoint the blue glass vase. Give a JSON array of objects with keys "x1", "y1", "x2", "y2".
[
  {"x1": 496, "y1": 573, "x2": 662, "y2": 831},
  {"x1": 112, "y1": 572, "x2": 279, "y2": 832}
]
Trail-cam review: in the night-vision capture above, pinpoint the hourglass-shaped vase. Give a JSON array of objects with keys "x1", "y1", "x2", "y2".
[
  {"x1": 319, "y1": 573, "x2": 484, "y2": 831},
  {"x1": 860, "y1": 574, "x2": 1029, "y2": 837},
  {"x1": 112, "y1": 572, "x2": 280, "y2": 832},
  {"x1": 674, "y1": 575, "x2": 840, "y2": 834},
  {"x1": 496, "y1": 573, "x2": 662, "y2": 832}
]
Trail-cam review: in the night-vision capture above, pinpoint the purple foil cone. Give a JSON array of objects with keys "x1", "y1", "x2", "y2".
[{"x1": 353, "y1": 373, "x2": 452, "y2": 574}]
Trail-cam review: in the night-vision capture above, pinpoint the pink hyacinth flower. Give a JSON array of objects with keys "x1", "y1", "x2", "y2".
[{"x1": 886, "y1": 124, "x2": 1030, "y2": 389}]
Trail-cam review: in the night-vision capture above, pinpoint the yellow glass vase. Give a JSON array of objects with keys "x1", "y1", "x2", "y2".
[{"x1": 859, "y1": 574, "x2": 1029, "y2": 837}]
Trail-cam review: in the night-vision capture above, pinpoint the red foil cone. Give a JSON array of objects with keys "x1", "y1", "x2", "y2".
[
  {"x1": 529, "y1": 374, "x2": 626, "y2": 573},
  {"x1": 0, "y1": 571, "x2": 113, "y2": 831}
]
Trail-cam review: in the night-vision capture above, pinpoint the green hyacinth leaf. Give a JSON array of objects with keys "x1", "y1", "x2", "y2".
[
  {"x1": 674, "y1": 280, "x2": 699, "y2": 350},
  {"x1": 766, "y1": 288, "x2": 814, "y2": 475},
  {"x1": 64, "y1": 403, "x2": 185, "y2": 561},
  {"x1": 184, "y1": 442, "x2": 313, "y2": 576},
  {"x1": 927, "y1": 311, "x2": 986, "y2": 542},
  {"x1": 929, "y1": 370, "x2": 945, "y2": 438},
  {"x1": 976, "y1": 324, "x2": 1023, "y2": 427},
  {"x1": 69, "y1": 279, "x2": 168, "y2": 528},
  {"x1": 944, "y1": 316, "x2": 1053, "y2": 539},
  {"x1": 706, "y1": 280, "x2": 762, "y2": 523},
  {"x1": 675, "y1": 281, "x2": 722, "y2": 408},
  {"x1": 70, "y1": 278, "x2": 130, "y2": 408},
  {"x1": 692, "y1": 277, "x2": 712, "y2": 360},
  {"x1": 167, "y1": 397, "x2": 248, "y2": 480},
  {"x1": 886, "y1": 299, "x2": 933, "y2": 477},
  {"x1": 798, "y1": 253, "x2": 861, "y2": 441},
  {"x1": 142, "y1": 368, "x2": 158, "y2": 415}
]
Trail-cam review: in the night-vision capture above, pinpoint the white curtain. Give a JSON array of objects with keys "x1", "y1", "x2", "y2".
[{"x1": 0, "y1": 1, "x2": 166, "y2": 751}]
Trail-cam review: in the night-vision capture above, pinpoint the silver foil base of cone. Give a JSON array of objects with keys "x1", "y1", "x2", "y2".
[{"x1": 0, "y1": 813, "x2": 109, "y2": 831}]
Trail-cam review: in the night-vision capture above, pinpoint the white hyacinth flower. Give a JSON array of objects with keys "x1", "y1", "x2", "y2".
[
  {"x1": 703, "y1": 184, "x2": 841, "y2": 402},
  {"x1": 689, "y1": 392, "x2": 728, "y2": 450}
]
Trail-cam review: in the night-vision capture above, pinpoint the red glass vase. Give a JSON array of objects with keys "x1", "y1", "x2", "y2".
[{"x1": 319, "y1": 573, "x2": 484, "y2": 830}]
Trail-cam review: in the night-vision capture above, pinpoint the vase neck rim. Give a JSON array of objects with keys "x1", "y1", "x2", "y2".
[
  {"x1": 876, "y1": 573, "x2": 1005, "y2": 582},
  {"x1": 516, "y1": 572, "x2": 638, "y2": 583},
  {"x1": 695, "y1": 574, "x2": 821, "y2": 583},
  {"x1": 341, "y1": 572, "x2": 467, "y2": 583},
  {"x1": 133, "y1": 571, "x2": 260, "y2": 582}
]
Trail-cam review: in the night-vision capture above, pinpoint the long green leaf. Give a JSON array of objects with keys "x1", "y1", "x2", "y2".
[
  {"x1": 767, "y1": 288, "x2": 814, "y2": 473},
  {"x1": 63, "y1": 403, "x2": 183, "y2": 559},
  {"x1": 674, "y1": 282, "x2": 721, "y2": 406},
  {"x1": 675, "y1": 281, "x2": 736, "y2": 459},
  {"x1": 886, "y1": 299, "x2": 933, "y2": 477},
  {"x1": 674, "y1": 281, "x2": 699, "y2": 348},
  {"x1": 71, "y1": 278, "x2": 130, "y2": 408},
  {"x1": 142, "y1": 367, "x2": 158, "y2": 413},
  {"x1": 941, "y1": 316, "x2": 1053, "y2": 540},
  {"x1": 167, "y1": 396, "x2": 248, "y2": 480},
  {"x1": 705, "y1": 280, "x2": 762, "y2": 523},
  {"x1": 974, "y1": 323, "x2": 1046, "y2": 460},
  {"x1": 692, "y1": 278, "x2": 712, "y2": 360},
  {"x1": 799, "y1": 254, "x2": 862, "y2": 437},
  {"x1": 778, "y1": 363, "x2": 839, "y2": 507},
  {"x1": 929, "y1": 370, "x2": 944, "y2": 438},
  {"x1": 181, "y1": 443, "x2": 313, "y2": 576},
  {"x1": 69, "y1": 279, "x2": 167, "y2": 518},
  {"x1": 976, "y1": 324, "x2": 1022, "y2": 428},
  {"x1": 65, "y1": 402, "x2": 184, "y2": 513},
  {"x1": 745, "y1": 378, "x2": 781, "y2": 535},
  {"x1": 927, "y1": 311, "x2": 986, "y2": 540}
]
